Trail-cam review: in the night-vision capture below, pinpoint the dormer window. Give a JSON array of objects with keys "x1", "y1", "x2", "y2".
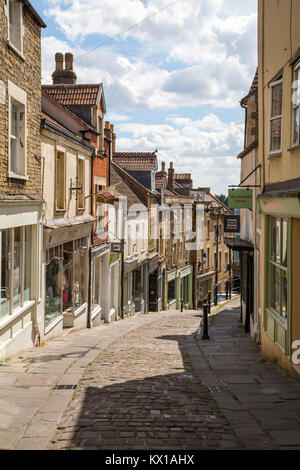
[{"x1": 7, "y1": 0, "x2": 23, "y2": 56}]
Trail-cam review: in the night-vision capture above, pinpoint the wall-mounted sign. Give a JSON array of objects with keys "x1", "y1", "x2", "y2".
[
  {"x1": 224, "y1": 215, "x2": 240, "y2": 233},
  {"x1": 228, "y1": 189, "x2": 253, "y2": 209},
  {"x1": 111, "y1": 241, "x2": 123, "y2": 253}
]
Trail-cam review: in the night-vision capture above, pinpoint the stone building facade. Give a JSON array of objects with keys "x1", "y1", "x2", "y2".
[{"x1": 0, "y1": 0, "x2": 46, "y2": 357}]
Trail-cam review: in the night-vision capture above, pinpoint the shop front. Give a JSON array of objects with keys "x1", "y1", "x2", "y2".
[
  {"x1": 124, "y1": 258, "x2": 138, "y2": 317},
  {"x1": 178, "y1": 265, "x2": 193, "y2": 309},
  {"x1": 43, "y1": 216, "x2": 93, "y2": 339},
  {"x1": 148, "y1": 254, "x2": 161, "y2": 312},
  {"x1": 167, "y1": 269, "x2": 177, "y2": 310},
  {"x1": 109, "y1": 252, "x2": 120, "y2": 322},
  {"x1": 91, "y1": 243, "x2": 110, "y2": 325},
  {"x1": 0, "y1": 201, "x2": 43, "y2": 357}
]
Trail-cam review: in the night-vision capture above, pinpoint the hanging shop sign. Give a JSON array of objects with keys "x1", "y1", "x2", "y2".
[
  {"x1": 228, "y1": 189, "x2": 253, "y2": 209},
  {"x1": 111, "y1": 241, "x2": 123, "y2": 253},
  {"x1": 224, "y1": 215, "x2": 240, "y2": 233}
]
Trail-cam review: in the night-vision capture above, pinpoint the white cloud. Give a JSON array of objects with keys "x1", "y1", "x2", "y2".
[
  {"x1": 43, "y1": 0, "x2": 257, "y2": 108},
  {"x1": 113, "y1": 113, "x2": 243, "y2": 193}
]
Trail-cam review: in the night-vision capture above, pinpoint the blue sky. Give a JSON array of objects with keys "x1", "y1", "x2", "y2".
[{"x1": 32, "y1": 0, "x2": 258, "y2": 195}]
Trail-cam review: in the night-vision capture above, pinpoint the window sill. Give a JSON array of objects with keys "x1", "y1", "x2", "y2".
[
  {"x1": 0, "y1": 300, "x2": 35, "y2": 330},
  {"x1": 268, "y1": 152, "x2": 282, "y2": 159},
  {"x1": 288, "y1": 144, "x2": 300, "y2": 152},
  {"x1": 8, "y1": 171, "x2": 28, "y2": 181},
  {"x1": 6, "y1": 40, "x2": 25, "y2": 61},
  {"x1": 44, "y1": 314, "x2": 64, "y2": 335}
]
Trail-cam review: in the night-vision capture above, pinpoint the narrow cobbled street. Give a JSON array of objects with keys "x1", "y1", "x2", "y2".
[{"x1": 2, "y1": 298, "x2": 300, "y2": 450}]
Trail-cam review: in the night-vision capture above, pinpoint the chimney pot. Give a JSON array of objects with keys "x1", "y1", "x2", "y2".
[
  {"x1": 110, "y1": 124, "x2": 114, "y2": 133},
  {"x1": 65, "y1": 53, "x2": 73, "y2": 70},
  {"x1": 55, "y1": 52, "x2": 64, "y2": 71},
  {"x1": 161, "y1": 162, "x2": 165, "y2": 172},
  {"x1": 105, "y1": 121, "x2": 110, "y2": 129}
]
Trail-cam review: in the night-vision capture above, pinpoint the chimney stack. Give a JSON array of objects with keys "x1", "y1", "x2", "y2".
[
  {"x1": 52, "y1": 52, "x2": 77, "y2": 85},
  {"x1": 161, "y1": 162, "x2": 166, "y2": 174},
  {"x1": 168, "y1": 162, "x2": 175, "y2": 188}
]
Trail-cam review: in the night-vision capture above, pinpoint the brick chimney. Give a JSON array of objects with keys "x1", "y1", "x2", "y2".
[
  {"x1": 52, "y1": 52, "x2": 77, "y2": 85},
  {"x1": 112, "y1": 127, "x2": 116, "y2": 154},
  {"x1": 168, "y1": 162, "x2": 175, "y2": 188}
]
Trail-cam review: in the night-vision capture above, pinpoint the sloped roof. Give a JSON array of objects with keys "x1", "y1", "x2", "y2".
[
  {"x1": 241, "y1": 68, "x2": 258, "y2": 105},
  {"x1": 113, "y1": 152, "x2": 157, "y2": 170},
  {"x1": 110, "y1": 165, "x2": 146, "y2": 208},
  {"x1": 42, "y1": 84, "x2": 103, "y2": 108},
  {"x1": 21, "y1": 0, "x2": 46, "y2": 28}
]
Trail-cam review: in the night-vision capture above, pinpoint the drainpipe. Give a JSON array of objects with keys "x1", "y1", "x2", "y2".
[{"x1": 87, "y1": 147, "x2": 96, "y2": 329}]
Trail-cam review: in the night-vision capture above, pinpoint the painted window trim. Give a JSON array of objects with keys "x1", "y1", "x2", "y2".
[
  {"x1": 264, "y1": 216, "x2": 292, "y2": 356},
  {"x1": 291, "y1": 62, "x2": 300, "y2": 147},
  {"x1": 269, "y1": 79, "x2": 283, "y2": 155},
  {"x1": 5, "y1": 0, "x2": 25, "y2": 58}
]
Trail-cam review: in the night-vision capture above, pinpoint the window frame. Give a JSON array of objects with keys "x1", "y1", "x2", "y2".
[
  {"x1": 6, "y1": 0, "x2": 25, "y2": 59},
  {"x1": 0, "y1": 226, "x2": 33, "y2": 322},
  {"x1": 55, "y1": 150, "x2": 66, "y2": 212},
  {"x1": 8, "y1": 81, "x2": 27, "y2": 180},
  {"x1": 292, "y1": 62, "x2": 300, "y2": 147},
  {"x1": 76, "y1": 156, "x2": 85, "y2": 211},
  {"x1": 269, "y1": 78, "x2": 283, "y2": 155}
]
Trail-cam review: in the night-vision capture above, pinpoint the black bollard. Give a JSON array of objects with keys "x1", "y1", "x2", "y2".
[
  {"x1": 202, "y1": 303, "x2": 210, "y2": 340},
  {"x1": 225, "y1": 281, "x2": 228, "y2": 300},
  {"x1": 207, "y1": 290, "x2": 211, "y2": 315}
]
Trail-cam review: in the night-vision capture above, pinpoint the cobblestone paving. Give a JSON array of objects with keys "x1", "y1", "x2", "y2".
[{"x1": 50, "y1": 311, "x2": 243, "y2": 450}]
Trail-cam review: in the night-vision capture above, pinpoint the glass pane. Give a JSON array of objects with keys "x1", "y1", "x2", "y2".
[
  {"x1": 271, "y1": 83, "x2": 282, "y2": 117},
  {"x1": 270, "y1": 118, "x2": 282, "y2": 151},
  {"x1": 293, "y1": 107, "x2": 300, "y2": 145},
  {"x1": 13, "y1": 227, "x2": 21, "y2": 310},
  {"x1": 0, "y1": 230, "x2": 10, "y2": 320},
  {"x1": 270, "y1": 265, "x2": 280, "y2": 313},
  {"x1": 63, "y1": 242, "x2": 73, "y2": 311},
  {"x1": 45, "y1": 258, "x2": 62, "y2": 328},
  {"x1": 282, "y1": 271, "x2": 288, "y2": 318},
  {"x1": 24, "y1": 226, "x2": 31, "y2": 302},
  {"x1": 73, "y1": 248, "x2": 86, "y2": 309},
  {"x1": 271, "y1": 218, "x2": 281, "y2": 264},
  {"x1": 168, "y1": 279, "x2": 175, "y2": 302},
  {"x1": 282, "y1": 219, "x2": 288, "y2": 267},
  {"x1": 11, "y1": 102, "x2": 19, "y2": 138},
  {"x1": 93, "y1": 256, "x2": 101, "y2": 308}
]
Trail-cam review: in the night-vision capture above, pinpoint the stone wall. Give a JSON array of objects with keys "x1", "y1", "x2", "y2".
[{"x1": 0, "y1": 0, "x2": 42, "y2": 199}]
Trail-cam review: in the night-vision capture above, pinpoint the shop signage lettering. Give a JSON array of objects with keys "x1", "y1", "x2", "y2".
[
  {"x1": 224, "y1": 215, "x2": 240, "y2": 233},
  {"x1": 228, "y1": 189, "x2": 253, "y2": 209}
]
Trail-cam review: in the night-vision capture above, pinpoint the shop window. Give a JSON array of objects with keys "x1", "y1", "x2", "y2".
[
  {"x1": 268, "y1": 217, "x2": 288, "y2": 319},
  {"x1": 0, "y1": 230, "x2": 10, "y2": 320},
  {"x1": 92, "y1": 255, "x2": 102, "y2": 309},
  {"x1": 269, "y1": 80, "x2": 282, "y2": 153},
  {"x1": 168, "y1": 279, "x2": 176, "y2": 302},
  {"x1": 55, "y1": 151, "x2": 66, "y2": 211},
  {"x1": 13, "y1": 227, "x2": 21, "y2": 310},
  {"x1": 45, "y1": 238, "x2": 87, "y2": 328},
  {"x1": 0, "y1": 226, "x2": 33, "y2": 321},
  {"x1": 77, "y1": 157, "x2": 85, "y2": 210},
  {"x1": 45, "y1": 246, "x2": 63, "y2": 329}
]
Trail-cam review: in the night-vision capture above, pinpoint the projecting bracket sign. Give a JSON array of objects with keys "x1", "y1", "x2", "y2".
[
  {"x1": 224, "y1": 215, "x2": 240, "y2": 233},
  {"x1": 228, "y1": 189, "x2": 253, "y2": 209}
]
